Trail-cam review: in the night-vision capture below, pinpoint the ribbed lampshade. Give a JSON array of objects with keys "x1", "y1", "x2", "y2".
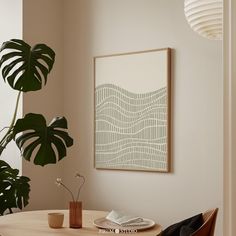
[{"x1": 184, "y1": 0, "x2": 223, "y2": 40}]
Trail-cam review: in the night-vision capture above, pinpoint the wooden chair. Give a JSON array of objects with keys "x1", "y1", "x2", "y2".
[{"x1": 191, "y1": 208, "x2": 218, "y2": 236}]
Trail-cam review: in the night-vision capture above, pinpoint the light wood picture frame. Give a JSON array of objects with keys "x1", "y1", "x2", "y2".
[{"x1": 94, "y1": 48, "x2": 171, "y2": 172}]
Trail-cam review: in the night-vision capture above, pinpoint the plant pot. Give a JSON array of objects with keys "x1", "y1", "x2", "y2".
[{"x1": 69, "y1": 201, "x2": 82, "y2": 228}]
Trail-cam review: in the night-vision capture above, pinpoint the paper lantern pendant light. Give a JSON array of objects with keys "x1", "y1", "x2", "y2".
[{"x1": 184, "y1": 0, "x2": 223, "y2": 40}]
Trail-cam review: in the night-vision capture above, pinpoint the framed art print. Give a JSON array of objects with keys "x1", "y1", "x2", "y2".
[{"x1": 94, "y1": 48, "x2": 171, "y2": 172}]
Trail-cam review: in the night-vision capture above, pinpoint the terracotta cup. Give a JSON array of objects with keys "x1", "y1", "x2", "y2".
[
  {"x1": 69, "y1": 201, "x2": 82, "y2": 228},
  {"x1": 48, "y1": 213, "x2": 64, "y2": 228}
]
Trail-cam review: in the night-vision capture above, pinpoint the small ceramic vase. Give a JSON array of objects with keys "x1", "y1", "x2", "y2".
[{"x1": 69, "y1": 201, "x2": 82, "y2": 228}]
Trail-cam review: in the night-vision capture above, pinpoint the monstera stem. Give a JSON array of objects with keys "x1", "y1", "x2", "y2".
[
  {"x1": 0, "y1": 91, "x2": 21, "y2": 153},
  {"x1": 0, "y1": 127, "x2": 10, "y2": 133}
]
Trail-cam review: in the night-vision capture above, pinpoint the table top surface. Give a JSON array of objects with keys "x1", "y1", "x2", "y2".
[{"x1": 0, "y1": 210, "x2": 162, "y2": 236}]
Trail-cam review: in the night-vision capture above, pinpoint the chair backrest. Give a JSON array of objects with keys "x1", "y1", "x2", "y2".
[{"x1": 191, "y1": 208, "x2": 218, "y2": 236}]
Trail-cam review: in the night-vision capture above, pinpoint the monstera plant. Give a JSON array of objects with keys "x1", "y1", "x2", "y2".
[
  {"x1": 0, "y1": 39, "x2": 73, "y2": 215},
  {"x1": 0, "y1": 160, "x2": 30, "y2": 215}
]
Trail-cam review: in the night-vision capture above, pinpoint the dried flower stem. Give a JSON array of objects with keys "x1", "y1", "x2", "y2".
[
  {"x1": 55, "y1": 173, "x2": 85, "y2": 202},
  {"x1": 59, "y1": 182, "x2": 75, "y2": 202},
  {"x1": 76, "y1": 175, "x2": 85, "y2": 202}
]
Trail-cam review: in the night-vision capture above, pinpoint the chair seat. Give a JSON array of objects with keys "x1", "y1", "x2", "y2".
[
  {"x1": 161, "y1": 208, "x2": 218, "y2": 236},
  {"x1": 191, "y1": 208, "x2": 218, "y2": 236}
]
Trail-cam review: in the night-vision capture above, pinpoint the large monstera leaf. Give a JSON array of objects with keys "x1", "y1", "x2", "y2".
[
  {"x1": 0, "y1": 39, "x2": 55, "y2": 92},
  {"x1": 0, "y1": 160, "x2": 30, "y2": 215},
  {"x1": 13, "y1": 113, "x2": 73, "y2": 166}
]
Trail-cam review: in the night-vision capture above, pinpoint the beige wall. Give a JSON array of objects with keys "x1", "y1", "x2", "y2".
[
  {"x1": 23, "y1": 0, "x2": 66, "y2": 209},
  {"x1": 63, "y1": 0, "x2": 223, "y2": 235}
]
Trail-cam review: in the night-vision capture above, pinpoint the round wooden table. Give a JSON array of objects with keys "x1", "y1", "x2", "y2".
[{"x1": 0, "y1": 210, "x2": 162, "y2": 236}]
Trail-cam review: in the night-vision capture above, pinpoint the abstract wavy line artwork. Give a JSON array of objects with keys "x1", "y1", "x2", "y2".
[{"x1": 94, "y1": 49, "x2": 171, "y2": 172}]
